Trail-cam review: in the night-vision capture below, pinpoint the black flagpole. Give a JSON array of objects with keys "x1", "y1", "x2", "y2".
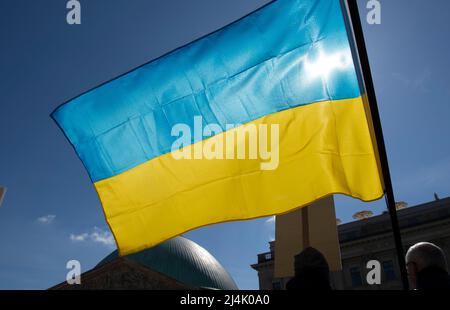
[{"x1": 343, "y1": 0, "x2": 409, "y2": 290}]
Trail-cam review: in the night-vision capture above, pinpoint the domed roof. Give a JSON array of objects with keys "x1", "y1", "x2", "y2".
[{"x1": 98, "y1": 236, "x2": 238, "y2": 290}]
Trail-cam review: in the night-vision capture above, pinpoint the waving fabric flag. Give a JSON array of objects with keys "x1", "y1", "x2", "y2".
[{"x1": 52, "y1": 0, "x2": 383, "y2": 255}]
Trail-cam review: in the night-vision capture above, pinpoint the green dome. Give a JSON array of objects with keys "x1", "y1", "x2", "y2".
[{"x1": 98, "y1": 236, "x2": 238, "y2": 290}]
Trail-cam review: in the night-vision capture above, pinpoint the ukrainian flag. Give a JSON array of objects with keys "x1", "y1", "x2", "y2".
[{"x1": 52, "y1": 0, "x2": 383, "y2": 255}]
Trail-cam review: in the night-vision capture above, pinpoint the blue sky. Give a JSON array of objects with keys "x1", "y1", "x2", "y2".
[{"x1": 1, "y1": 0, "x2": 450, "y2": 290}]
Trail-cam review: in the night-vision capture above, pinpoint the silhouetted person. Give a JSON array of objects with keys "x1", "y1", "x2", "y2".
[
  {"x1": 286, "y1": 247, "x2": 332, "y2": 290},
  {"x1": 406, "y1": 242, "x2": 450, "y2": 290}
]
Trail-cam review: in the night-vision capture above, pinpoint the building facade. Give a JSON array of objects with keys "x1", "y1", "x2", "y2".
[{"x1": 252, "y1": 196, "x2": 450, "y2": 290}]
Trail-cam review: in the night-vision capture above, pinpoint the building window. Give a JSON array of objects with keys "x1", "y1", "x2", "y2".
[
  {"x1": 272, "y1": 281, "x2": 281, "y2": 290},
  {"x1": 350, "y1": 267, "x2": 363, "y2": 287},
  {"x1": 382, "y1": 260, "x2": 397, "y2": 281}
]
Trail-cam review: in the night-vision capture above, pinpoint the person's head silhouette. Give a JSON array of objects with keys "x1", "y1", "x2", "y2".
[
  {"x1": 286, "y1": 247, "x2": 331, "y2": 290},
  {"x1": 406, "y1": 242, "x2": 450, "y2": 290}
]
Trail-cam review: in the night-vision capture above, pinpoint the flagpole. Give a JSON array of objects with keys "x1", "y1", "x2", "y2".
[{"x1": 343, "y1": 0, "x2": 409, "y2": 290}]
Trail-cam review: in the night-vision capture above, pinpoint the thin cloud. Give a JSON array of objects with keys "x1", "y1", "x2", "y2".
[
  {"x1": 391, "y1": 67, "x2": 431, "y2": 93},
  {"x1": 69, "y1": 227, "x2": 115, "y2": 247},
  {"x1": 37, "y1": 214, "x2": 56, "y2": 224},
  {"x1": 70, "y1": 233, "x2": 88, "y2": 242},
  {"x1": 90, "y1": 227, "x2": 115, "y2": 246}
]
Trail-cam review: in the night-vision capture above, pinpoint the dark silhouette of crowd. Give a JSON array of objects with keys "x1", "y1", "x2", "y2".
[{"x1": 286, "y1": 242, "x2": 450, "y2": 290}]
